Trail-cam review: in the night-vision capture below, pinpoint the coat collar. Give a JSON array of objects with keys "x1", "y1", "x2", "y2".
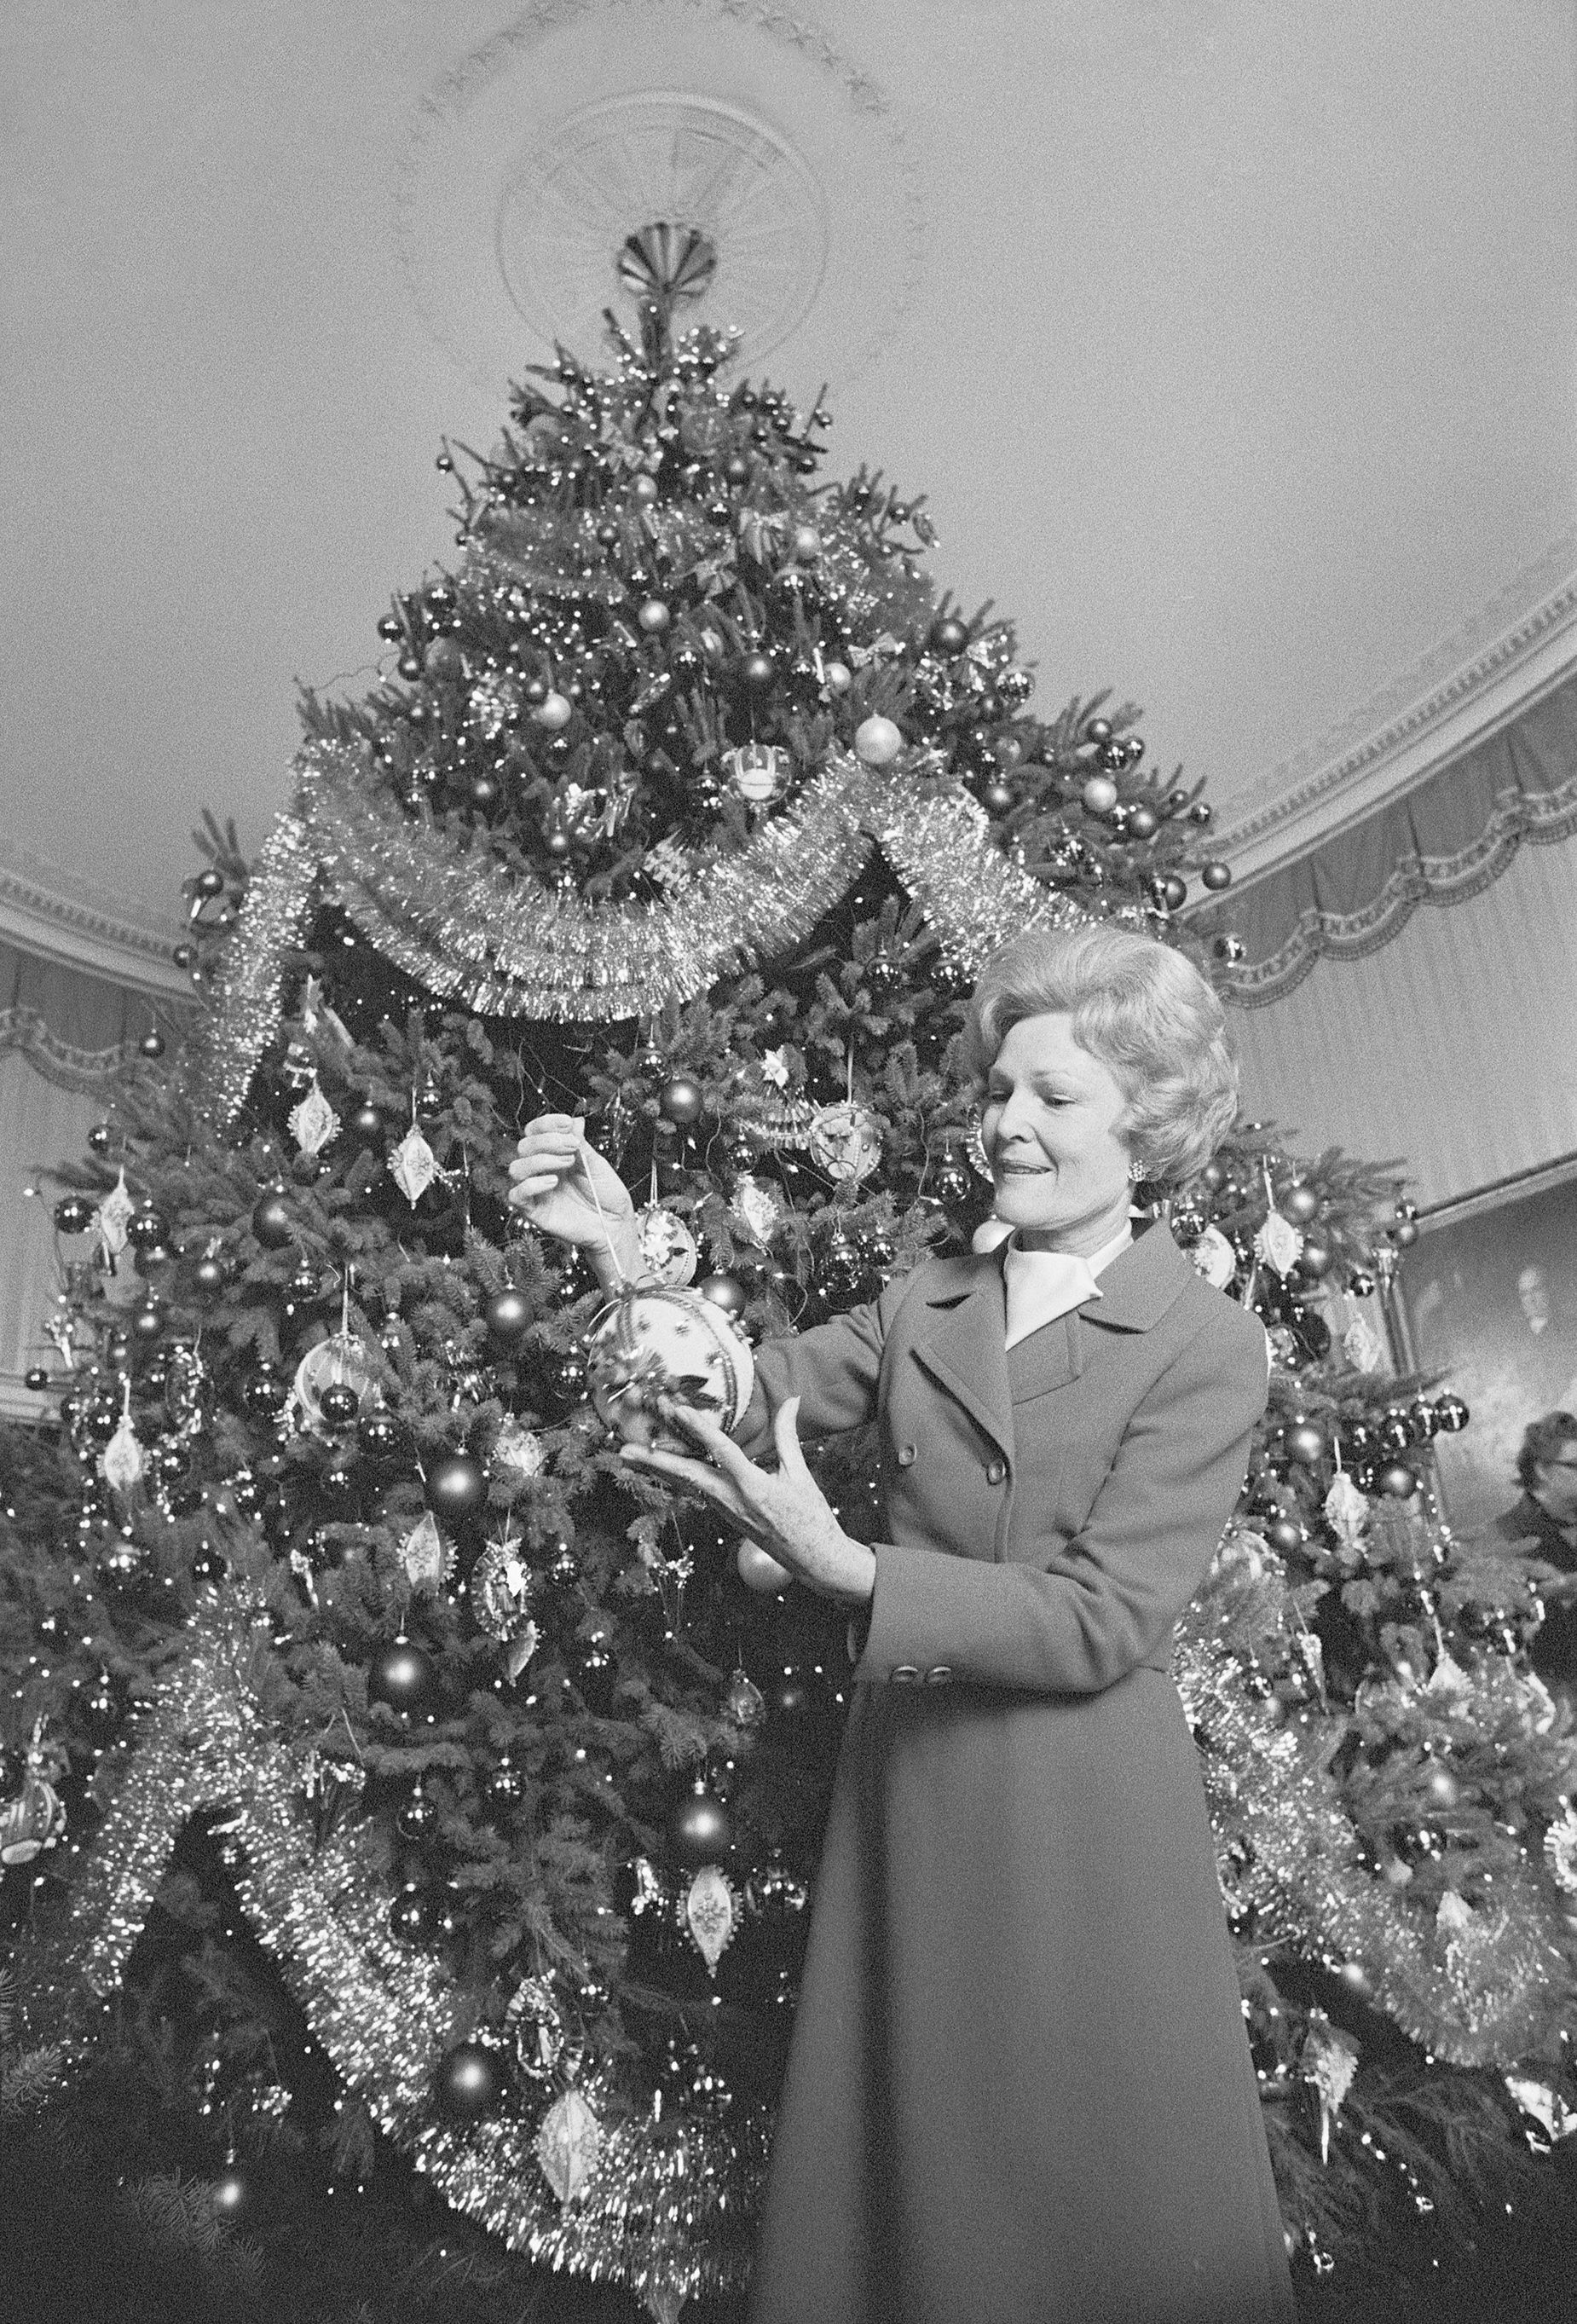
[{"x1": 905, "y1": 1223, "x2": 1195, "y2": 1460}]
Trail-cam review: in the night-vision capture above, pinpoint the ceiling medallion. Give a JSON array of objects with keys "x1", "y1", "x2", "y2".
[
  {"x1": 396, "y1": 0, "x2": 924, "y2": 391},
  {"x1": 494, "y1": 93, "x2": 827, "y2": 360}
]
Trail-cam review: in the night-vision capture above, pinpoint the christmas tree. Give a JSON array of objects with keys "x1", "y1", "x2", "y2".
[{"x1": 7, "y1": 258, "x2": 1577, "y2": 2321}]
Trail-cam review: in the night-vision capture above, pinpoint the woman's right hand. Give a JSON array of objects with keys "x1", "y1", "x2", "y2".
[{"x1": 506, "y1": 1114, "x2": 639, "y2": 1281}]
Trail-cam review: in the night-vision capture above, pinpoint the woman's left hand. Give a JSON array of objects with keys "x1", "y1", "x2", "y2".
[{"x1": 620, "y1": 1396, "x2": 877, "y2": 1608}]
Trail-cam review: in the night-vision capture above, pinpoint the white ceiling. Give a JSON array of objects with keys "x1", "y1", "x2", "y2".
[{"x1": 3, "y1": 0, "x2": 1575, "y2": 984}]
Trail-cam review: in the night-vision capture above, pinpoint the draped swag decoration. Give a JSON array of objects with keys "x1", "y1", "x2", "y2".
[
  {"x1": 0, "y1": 938, "x2": 178, "y2": 1091},
  {"x1": 1210, "y1": 671, "x2": 1577, "y2": 1008},
  {"x1": 205, "y1": 740, "x2": 1088, "y2": 1121}
]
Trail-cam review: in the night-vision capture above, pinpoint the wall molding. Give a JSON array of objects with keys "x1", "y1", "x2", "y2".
[
  {"x1": 0, "y1": 852, "x2": 190, "y2": 994},
  {"x1": 1215, "y1": 528, "x2": 1577, "y2": 888}
]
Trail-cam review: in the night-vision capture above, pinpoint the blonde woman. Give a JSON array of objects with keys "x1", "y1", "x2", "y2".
[{"x1": 511, "y1": 919, "x2": 1293, "y2": 2324}]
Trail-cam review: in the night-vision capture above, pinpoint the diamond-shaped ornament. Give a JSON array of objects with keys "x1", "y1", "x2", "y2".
[
  {"x1": 1254, "y1": 1210, "x2": 1303, "y2": 1278},
  {"x1": 288, "y1": 1078, "x2": 340, "y2": 1157},
  {"x1": 685, "y1": 1864, "x2": 737, "y2": 1974},
  {"x1": 95, "y1": 1169, "x2": 136, "y2": 1264},
  {"x1": 535, "y1": 2086, "x2": 600, "y2": 2205},
  {"x1": 389, "y1": 1124, "x2": 439, "y2": 1207}
]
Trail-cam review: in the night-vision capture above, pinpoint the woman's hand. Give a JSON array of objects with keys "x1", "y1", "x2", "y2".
[
  {"x1": 506, "y1": 1114, "x2": 639, "y2": 1284},
  {"x1": 621, "y1": 1396, "x2": 877, "y2": 1609}
]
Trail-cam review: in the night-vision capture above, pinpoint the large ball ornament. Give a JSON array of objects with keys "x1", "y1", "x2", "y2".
[
  {"x1": 696, "y1": 1272, "x2": 747, "y2": 1318},
  {"x1": 193, "y1": 1252, "x2": 228, "y2": 1298},
  {"x1": 853, "y1": 714, "x2": 903, "y2": 767},
  {"x1": 931, "y1": 616, "x2": 968, "y2": 654},
  {"x1": 389, "y1": 1885, "x2": 440, "y2": 1945},
  {"x1": 1201, "y1": 861, "x2": 1233, "y2": 892},
  {"x1": 1266, "y1": 1516, "x2": 1303, "y2": 1556},
  {"x1": 22, "y1": 1366, "x2": 49, "y2": 1393},
  {"x1": 1156, "y1": 874, "x2": 1188, "y2": 911},
  {"x1": 87, "y1": 1123, "x2": 113, "y2": 1153},
  {"x1": 983, "y1": 779, "x2": 1015, "y2": 815},
  {"x1": 367, "y1": 1636, "x2": 438, "y2": 1717},
  {"x1": 669, "y1": 1779, "x2": 732, "y2": 1866},
  {"x1": 1424, "y1": 1766, "x2": 1461, "y2": 1809},
  {"x1": 586, "y1": 1284, "x2": 754, "y2": 1449},
  {"x1": 240, "y1": 1365, "x2": 283, "y2": 1421},
  {"x1": 1296, "y1": 1239, "x2": 1332, "y2": 1281},
  {"x1": 428, "y1": 1451, "x2": 486, "y2": 1518},
  {"x1": 485, "y1": 1287, "x2": 532, "y2": 1346},
  {"x1": 348, "y1": 1100, "x2": 383, "y2": 1142},
  {"x1": 633, "y1": 471, "x2": 661, "y2": 503},
  {"x1": 571, "y1": 1633, "x2": 618, "y2": 1716},
  {"x1": 1392, "y1": 1219, "x2": 1419, "y2": 1249},
  {"x1": 659, "y1": 1075, "x2": 704, "y2": 1127},
  {"x1": 636, "y1": 598, "x2": 671, "y2": 634},
  {"x1": 823, "y1": 659, "x2": 852, "y2": 694},
  {"x1": 1127, "y1": 802, "x2": 1159, "y2": 840},
  {"x1": 131, "y1": 1301, "x2": 165, "y2": 1343},
  {"x1": 138, "y1": 1029, "x2": 166, "y2": 1059},
  {"x1": 1378, "y1": 1462, "x2": 1419, "y2": 1500},
  {"x1": 1213, "y1": 934, "x2": 1247, "y2": 964},
  {"x1": 531, "y1": 690, "x2": 574, "y2": 731},
  {"x1": 1189, "y1": 801, "x2": 1214, "y2": 825},
  {"x1": 251, "y1": 1188, "x2": 295, "y2": 1249},
  {"x1": 1285, "y1": 1421, "x2": 1326, "y2": 1466},
  {"x1": 791, "y1": 522, "x2": 822, "y2": 562},
  {"x1": 357, "y1": 1409, "x2": 406, "y2": 1466},
  {"x1": 435, "y1": 2040, "x2": 504, "y2": 2120},
  {"x1": 424, "y1": 637, "x2": 464, "y2": 684},
  {"x1": 737, "y1": 1538, "x2": 793, "y2": 1594},
  {"x1": 1283, "y1": 1184, "x2": 1320, "y2": 1225},
  {"x1": 53, "y1": 1193, "x2": 95, "y2": 1234},
  {"x1": 1080, "y1": 774, "x2": 1118, "y2": 817},
  {"x1": 1434, "y1": 1393, "x2": 1470, "y2": 1434},
  {"x1": 742, "y1": 651, "x2": 775, "y2": 689}
]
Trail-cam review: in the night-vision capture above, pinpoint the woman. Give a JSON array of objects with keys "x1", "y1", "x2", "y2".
[{"x1": 509, "y1": 920, "x2": 1295, "y2": 2324}]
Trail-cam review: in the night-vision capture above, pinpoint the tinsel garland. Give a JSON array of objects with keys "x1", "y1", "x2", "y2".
[
  {"x1": 15, "y1": 1593, "x2": 763, "y2": 2315},
  {"x1": 205, "y1": 740, "x2": 1090, "y2": 1121},
  {"x1": 1174, "y1": 1607, "x2": 1574, "y2": 2067}
]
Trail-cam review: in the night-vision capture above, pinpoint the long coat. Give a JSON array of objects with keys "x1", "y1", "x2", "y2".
[{"x1": 737, "y1": 1221, "x2": 1295, "y2": 2324}]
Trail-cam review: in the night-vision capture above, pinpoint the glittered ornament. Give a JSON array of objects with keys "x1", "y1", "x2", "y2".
[
  {"x1": 492, "y1": 1418, "x2": 545, "y2": 1477},
  {"x1": 1543, "y1": 1805, "x2": 1577, "y2": 1892},
  {"x1": 730, "y1": 1174, "x2": 785, "y2": 1246},
  {"x1": 808, "y1": 1101, "x2": 882, "y2": 1186},
  {"x1": 388, "y1": 1122, "x2": 440, "y2": 1207},
  {"x1": 367, "y1": 1636, "x2": 437, "y2": 1717},
  {"x1": 505, "y1": 1975, "x2": 566, "y2": 2081},
  {"x1": 99, "y1": 1404, "x2": 145, "y2": 1496},
  {"x1": 536, "y1": 2086, "x2": 601, "y2": 2205},
  {"x1": 669, "y1": 1778, "x2": 731, "y2": 1866},
  {"x1": 1254, "y1": 1211, "x2": 1304, "y2": 1278},
  {"x1": 0, "y1": 1769, "x2": 66, "y2": 1865},
  {"x1": 725, "y1": 1667, "x2": 766, "y2": 1727},
  {"x1": 1081, "y1": 775, "x2": 1118, "y2": 816},
  {"x1": 586, "y1": 1284, "x2": 754, "y2": 1449},
  {"x1": 634, "y1": 1202, "x2": 699, "y2": 1288},
  {"x1": 737, "y1": 1538, "x2": 792, "y2": 1594},
  {"x1": 95, "y1": 1170, "x2": 136, "y2": 1262},
  {"x1": 435, "y1": 2041, "x2": 503, "y2": 2120},
  {"x1": 288, "y1": 1335, "x2": 378, "y2": 1438},
  {"x1": 685, "y1": 1864, "x2": 737, "y2": 1974},
  {"x1": 1323, "y1": 1471, "x2": 1367, "y2": 1549},
  {"x1": 288, "y1": 1079, "x2": 340, "y2": 1156},
  {"x1": 399, "y1": 1512, "x2": 449, "y2": 1593},
  {"x1": 1187, "y1": 1226, "x2": 1237, "y2": 1290},
  {"x1": 1303, "y1": 2013, "x2": 1360, "y2": 2165},
  {"x1": 853, "y1": 714, "x2": 902, "y2": 766},
  {"x1": 468, "y1": 1535, "x2": 535, "y2": 1641}
]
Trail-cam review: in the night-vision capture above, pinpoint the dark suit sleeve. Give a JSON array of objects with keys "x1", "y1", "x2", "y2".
[
  {"x1": 733, "y1": 1274, "x2": 914, "y2": 1457},
  {"x1": 856, "y1": 1304, "x2": 1268, "y2": 1695}
]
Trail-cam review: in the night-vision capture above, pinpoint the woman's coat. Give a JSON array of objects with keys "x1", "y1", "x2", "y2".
[{"x1": 737, "y1": 1220, "x2": 1297, "y2": 2324}]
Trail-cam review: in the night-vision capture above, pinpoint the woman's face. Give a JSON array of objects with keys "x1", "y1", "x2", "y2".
[{"x1": 979, "y1": 1011, "x2": 1134, "y2": 1249}]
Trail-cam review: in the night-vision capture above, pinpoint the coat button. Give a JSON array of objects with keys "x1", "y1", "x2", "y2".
[
  {"x1": 896, "y1": 1442, "x2": 917, "y2": 1467},
  {"x1": 923, "y1": 1665, "x2": 953, "y2": 1686},
  {"x1": 891, "y1": 1665, "x2": 920, "y2": 1685},
  {"x1": 985, "y1": 1459, "x2": 1006, "y2": 1484}
]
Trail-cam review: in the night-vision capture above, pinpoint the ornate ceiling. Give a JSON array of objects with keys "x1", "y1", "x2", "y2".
[{"x1": 3, "y1": 0, "x2": 1574, "y2": 990}]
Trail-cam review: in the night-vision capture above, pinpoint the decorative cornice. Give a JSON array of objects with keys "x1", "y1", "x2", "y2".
[
  {"x1": 0, "y1": 851, "x2": 189, "y2": 994},
  {"x1": 1215, "y1": 528, "x2": 1577, "y2": 888}
]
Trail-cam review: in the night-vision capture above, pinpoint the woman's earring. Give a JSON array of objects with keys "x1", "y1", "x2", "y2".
[{"x1": 1127, "y1": 1159, "x2": 1147, "y2": 1183}]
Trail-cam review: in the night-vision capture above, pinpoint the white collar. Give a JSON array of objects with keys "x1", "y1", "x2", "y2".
[{"x1": 998, "y1": 1221, "x2": 1135, "y2": 1349}]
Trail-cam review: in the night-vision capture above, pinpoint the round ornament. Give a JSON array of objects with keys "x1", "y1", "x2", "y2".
[
  {"x1": 1378, "y1": 1463, "x2": 1418, "y2": 1500},
  {"x1": 637, "y1": 598, "x2": 671, "y2": 634},
  {"x1": 792, "y1": 523, "x2": 823, "y2": 562},
  {"x1": 737, "y1": 1537, "x2": 793, "y2": 1594},
  {"x1": 138, "y1": 1029, "x2": 166, "y2": 1060},
  {"x1": 931, "y1": 616, "x2": 968, "y2": 654},
  {"x1": 1285, "y1": 1421, "x2": 1326, "y2": 1466},
  {"x1": 634, "y1": 1203, "x2": 699, "y2": 1289},
  {"x1": 88, "y1": 1123, "x2": 112, "y2": 1153},
  {"x1": 484, "y1": 1287, "x2": 532, "y2": 1345},
  {"x1": 1157, "y1": 874, "x2": 1187, "y2": 911},
  {"x1": 658, "y1": 1075, "x2": 704, "y2": 1127},
  {"x1": 823, "y1": 660, "x2": 852, "y2": 694},
  {"x1": 288, "y1": 1335, "x2": 378, "y2": 1439},
  {"x1": 586, "y1": 1285, "x2": 754, "y2": 1450},
  {"x1": 1296, "y1": 1240, "x2": 1333, "y2": 1281},
  {"x1": 1435, "y1": 1394, "x2": 1470, "y2": 1434},
  {"x1": 357, "y1": 1409, "x2": 405, "y2": 1466},
  {"x1": 722, "y1": 741, "x2": 791, "y2": 804},
  {"x1": 251, "y1": 1188, "x2": 295, "y2": 1249},
  {"x1": 318, "y1": 1381, "x2": 360, "y2": 1428},
  {"x1": 853, "y1": 714, "x2": 902, "y2": 767},
  {"x1": 531, "y1": 691, "x2": 574, "y2": 731},
  {"x1": 807, "y1": 1101, "x2": 882, "y2": 1186},
  {"x1": 742, "y1": 651, "x2": 775, "y2": 689},
  {"x1": 1284, "y1": 1185, "x2": 1320, "y2": 1226},
  {"x1": 1080, "y1": 775, "x2": 1118, "y2": 817},
  {"x1": 22, "y1": 1367, "x2": 49, "y2": 1393},
  {"x1": 669, "y1": 1778, "x2": 731, "y2": 1866},
  {"x1": 427, "y1": 1450, "x2": 486, "y2": 1519},
  {"x1": 696, "y1": 1272, "x2": 747, "y2": 1318},
  {"x1": 367, "y1": 1636, "x2": 437, "y2": 1717},
  {"x1": 53, "y1": 1194, "x2": 95, "y2": 1235},
  {"x1": 435, "y1": 2041, "x2": 503, "y2": 2120},
  {"x1": 193, "y1": 1252, "x2": 228, "y2": 1298},
  {"x1": 1201, "y1": 861, "x2": 1233, "y2": 892}
]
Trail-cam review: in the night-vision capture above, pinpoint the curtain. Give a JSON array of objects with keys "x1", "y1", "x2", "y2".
[
  {"x1": 1229, "y1": 824, "x2": 1577, "y2": 1211},
  {"x1": 0, "y1": 937, "x2": 182, "y2": 1090},
  {"x1": 0, "y1": 1049, "x2": 103, "y2": 1417},
  {"x1": 1210, "y1": 670, "x2": 1577, "y2": 1006}
]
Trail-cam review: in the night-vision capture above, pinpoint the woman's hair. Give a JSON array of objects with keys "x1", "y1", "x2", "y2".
[
  {"x1": 1516, "y1": 1410, "x2": 1577, "y2": 1494},
  {"x1": 961, "y1": 918, "x2": 1239, "y2": 1185}
]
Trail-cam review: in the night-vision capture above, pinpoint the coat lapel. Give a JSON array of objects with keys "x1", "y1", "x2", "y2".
[
  {"x1": 909, "y1": 1252, "x2": 1015, "y2": 1465},
  {"x1": 1080, "y1": 1219, "x2": 1196, "y2": 1333}
]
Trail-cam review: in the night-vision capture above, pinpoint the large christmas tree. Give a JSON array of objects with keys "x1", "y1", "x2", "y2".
[{"x1": 7, "y1": 263, "x2": 1577, "y2": 2321}]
